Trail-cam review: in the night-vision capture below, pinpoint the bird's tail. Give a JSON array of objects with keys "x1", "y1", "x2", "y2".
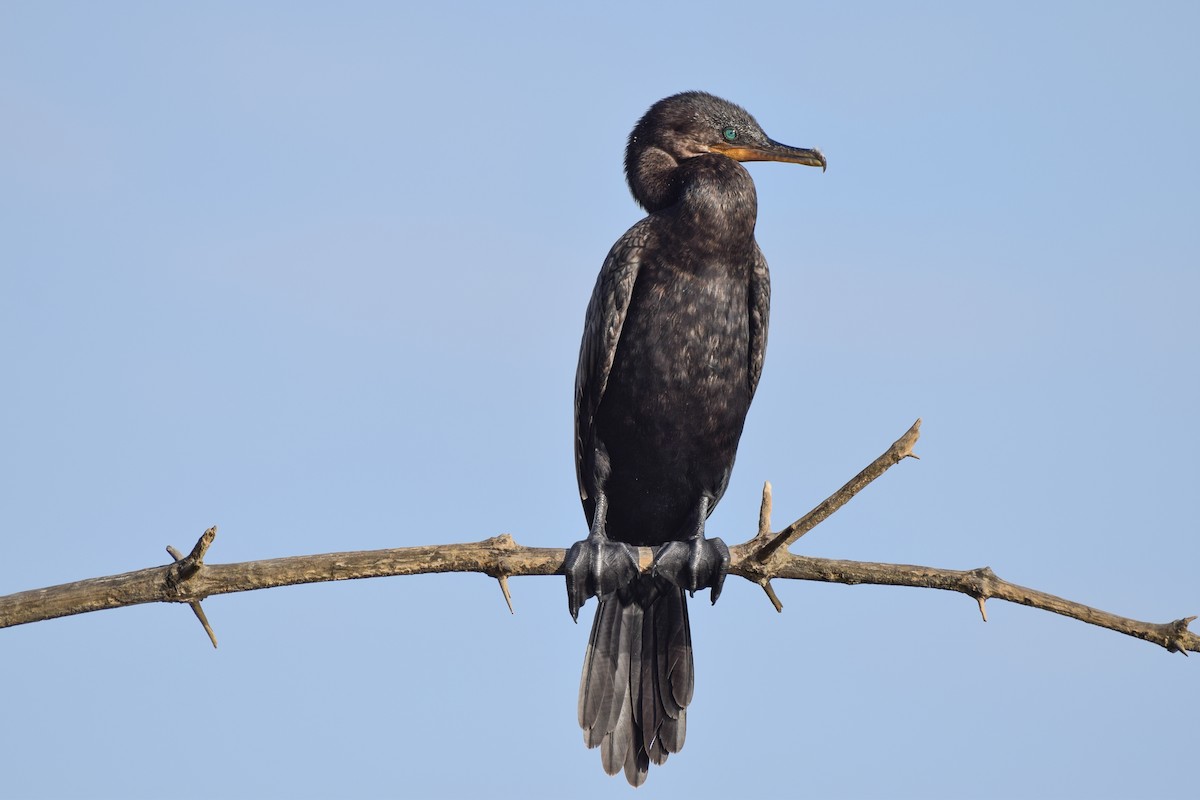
[{"x1": 578, "y1": 574, "x2": 694, "y2": 787}]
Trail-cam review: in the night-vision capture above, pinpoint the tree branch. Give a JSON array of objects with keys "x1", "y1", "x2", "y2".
[
  {"x1": 748, "y1": 419, "x2": 921, "y2": 562},
  {"x1": 1, "y1": 420, "x2": 1195, "y2": 657}
]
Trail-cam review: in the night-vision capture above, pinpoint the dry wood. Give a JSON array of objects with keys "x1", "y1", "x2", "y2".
[{"x1": 1, "y1": 420, "x2": 1194, "y2": 657}]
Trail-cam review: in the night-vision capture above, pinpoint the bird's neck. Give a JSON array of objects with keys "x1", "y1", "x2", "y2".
[{"x1": 661, "y1": 156, "x2": 759, "y2": 254}]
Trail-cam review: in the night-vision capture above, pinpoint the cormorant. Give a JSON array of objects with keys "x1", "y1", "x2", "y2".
[{"x1": 564, "y1": 91, "x2": 825, "y2": 785}]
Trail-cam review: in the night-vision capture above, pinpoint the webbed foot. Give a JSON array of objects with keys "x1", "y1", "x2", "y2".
[
  {"x1": 563, "y1": 533, "x2": 638, "y2": 621},
  {"x1": 652, "y1": 535, "x2": 731, "y2": 603}
]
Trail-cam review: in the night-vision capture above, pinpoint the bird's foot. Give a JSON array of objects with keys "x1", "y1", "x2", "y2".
[
  {"x1": 563, "y1": 534, "x2": 639, "y2": 621},
  {"x1": 652, "y1": 535, "x2": 731, "y2": 603}
]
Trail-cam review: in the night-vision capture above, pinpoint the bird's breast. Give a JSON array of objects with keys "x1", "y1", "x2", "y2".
[{"x1": 608, "y1": 258, "x2": 752, "y2": 435}]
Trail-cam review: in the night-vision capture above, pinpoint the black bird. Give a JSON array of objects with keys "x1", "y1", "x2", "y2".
[{"x1": 564, "y1": 91, "x2": 825, "y2": 785}]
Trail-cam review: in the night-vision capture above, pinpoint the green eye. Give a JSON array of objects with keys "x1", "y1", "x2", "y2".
[{"x1": 722, "y1": 127, "x2": 737, "y2": 141}]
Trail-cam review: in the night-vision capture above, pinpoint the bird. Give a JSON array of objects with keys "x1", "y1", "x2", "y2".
[{"x1": 563, "y1": 91, "x2": 825, "y2": 785}]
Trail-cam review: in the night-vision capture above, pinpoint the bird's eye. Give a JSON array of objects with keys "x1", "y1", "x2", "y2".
[{"x1": 722, "y1": 127, "x2": 738, "y2": 141}]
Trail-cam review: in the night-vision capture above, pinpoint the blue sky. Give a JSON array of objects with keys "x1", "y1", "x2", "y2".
[{"x1": 2, "y1": 2, "x2": 1197, "y2": 798}]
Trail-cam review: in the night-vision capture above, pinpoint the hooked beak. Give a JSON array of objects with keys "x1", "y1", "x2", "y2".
[{"x1": 711, "y1": 138, "x2": 827, "y2": 172}]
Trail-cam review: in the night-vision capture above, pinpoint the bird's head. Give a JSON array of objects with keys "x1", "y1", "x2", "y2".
[{"x1": 625, "y1": 91, "x2": 825, "y2": 211}]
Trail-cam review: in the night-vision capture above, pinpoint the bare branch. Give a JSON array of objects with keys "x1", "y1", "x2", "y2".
[
  {"x1": 1, "y1": 421, "x2": 1194, "y2": 659},
  {"x1": 0, "y1": 534, "x2": 562, "y2": 630},
  {"x1": 752, "y1": 418, "x2": 921, "y2": 563},
  {"x1": 728, "y1": 556, "x2": 1198, "y2": 656},
  {"x1": 3, "y1": 533, "x2": 1194, "y2": 655}
]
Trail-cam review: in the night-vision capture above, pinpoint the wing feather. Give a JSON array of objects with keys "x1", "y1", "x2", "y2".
[
  {"x1": 748, "y1": 247, "x2": 771, "y2": 397},
  {"x1": 574, "y1": 222, "x2": 652, "y2": 509}
]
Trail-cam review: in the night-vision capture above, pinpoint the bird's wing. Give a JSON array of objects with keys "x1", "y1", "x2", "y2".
[
  {"x1": 748, "y1": 246, "x2": 771, "y2": 396},
  {"x1": 574, "y1": 222, "x2": 650, "y2": 505}
]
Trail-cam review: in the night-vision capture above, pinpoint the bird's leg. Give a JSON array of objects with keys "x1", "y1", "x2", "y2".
[
  {"x1": 563, "y1": 491, "x2": 639, "y2": 621},
  {"x1": 651, "y1": 495, "x2": 731, "y2": 604}
]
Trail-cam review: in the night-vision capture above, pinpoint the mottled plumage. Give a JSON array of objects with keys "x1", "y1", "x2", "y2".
[{"x1": 566, "y1": 91, "x2": 824, "y2": 785}]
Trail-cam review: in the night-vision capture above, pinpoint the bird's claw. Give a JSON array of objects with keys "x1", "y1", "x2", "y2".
[
  {"x1": 563, "y1": 535, "x2": 639, "y2": 621},
  {"x1": 652, "y1": 536, "x2": 731, "y2": 603}
]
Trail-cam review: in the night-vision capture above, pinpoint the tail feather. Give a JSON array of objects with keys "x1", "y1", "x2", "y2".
[
  {"x1": 578, "y1": 575, "x2": 693, "y2": 786},
  {"x1": 579, "y1": 596, "x2": 624, "y2": 747},
  {"x1": 657, "y1": 588, "x2": 692, "y2": 713},
  {"x1": 639, "y1": 601, "x2": 659, "y2": 759},
  {"x1": 599, "y1": 603, "x2": 635, "y2": 775}
]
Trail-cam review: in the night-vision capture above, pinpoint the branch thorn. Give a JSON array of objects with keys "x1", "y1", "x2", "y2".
[
  {"x1": 496, "y1": 574, "x2": 514, "y2": 614},
  {"x1": 1167, "y1": 616, "x2": 1196, "y2": 656},
  {"x1": 166, "y1": 531, "x2": 218, "y2": 648},
  {"x1": 760, "y1": 579, "x2": 783, "y2": 613},
  {"x1": 976, "y1": 596, "x2": 988, "y2": 622},
  {"x1": 757, "y1": 481, "x2": 773, "y2": 542}
]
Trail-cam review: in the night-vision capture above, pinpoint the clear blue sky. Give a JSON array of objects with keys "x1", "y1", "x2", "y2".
[{"x1": 2, "y1": 2, "x2": 1197, "y2": 798}]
